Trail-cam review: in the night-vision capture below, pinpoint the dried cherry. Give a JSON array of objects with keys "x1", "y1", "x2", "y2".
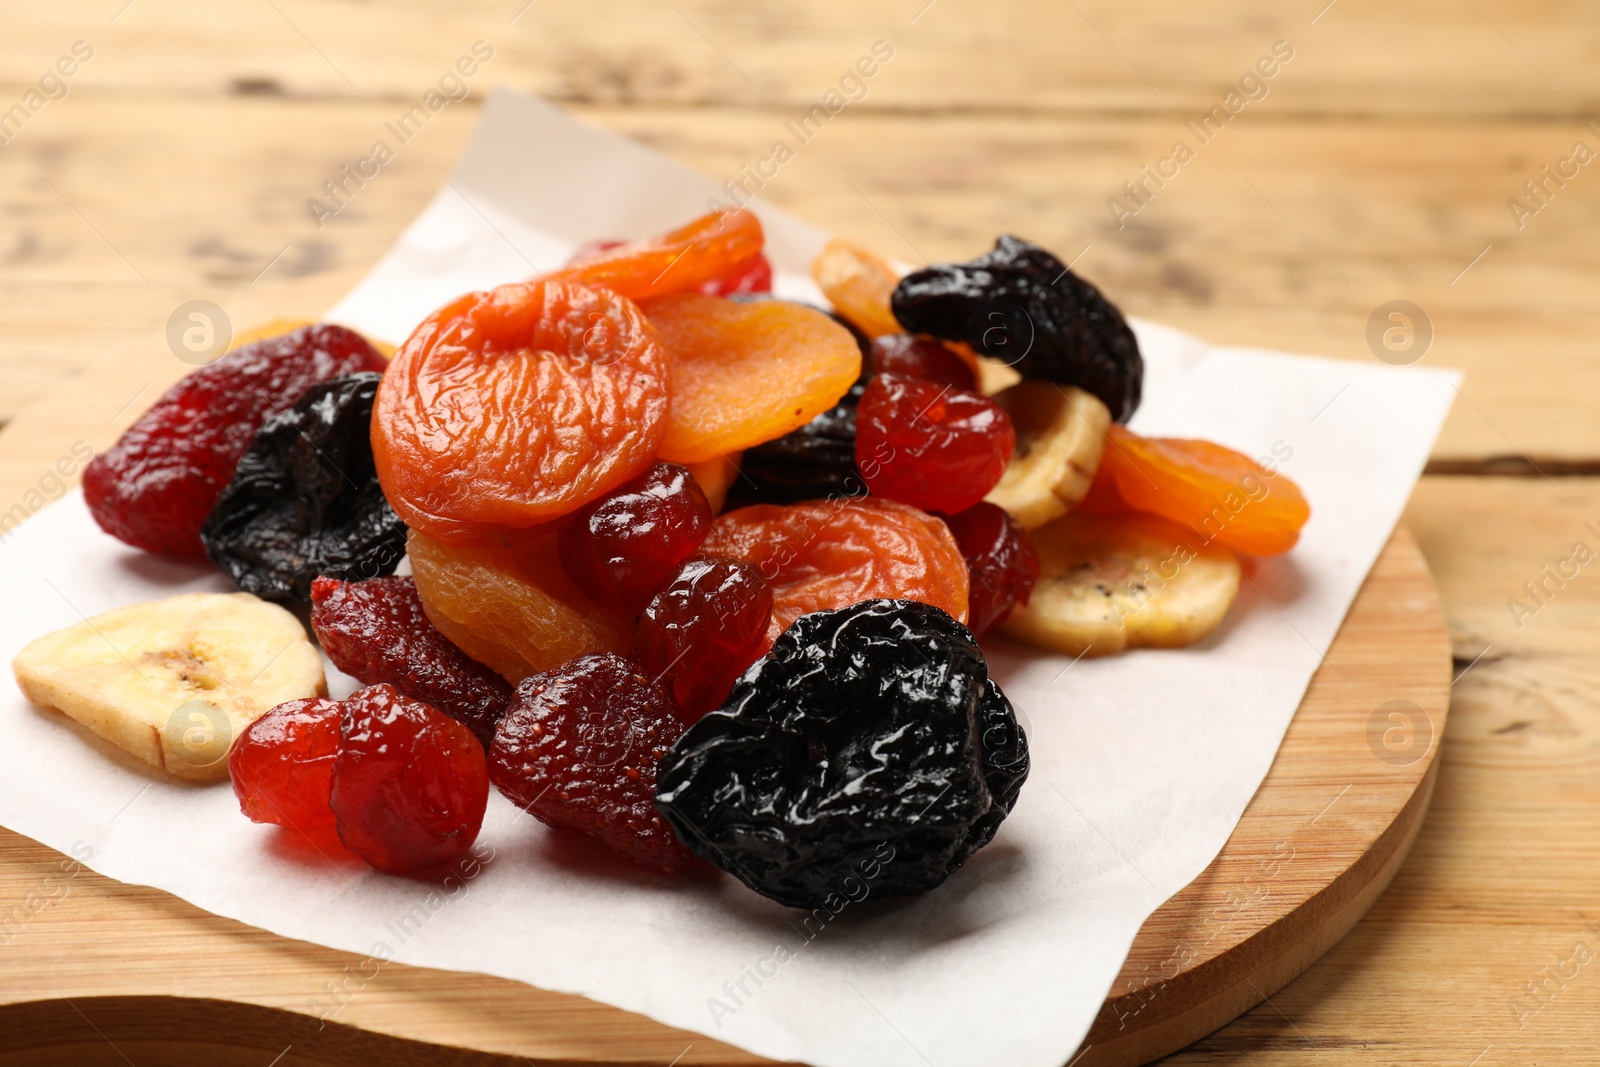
[
  {"x1": 331, "y1": 684, "x2": 489, "y2": 875},
  {"x1": 310, "y1": 575, "x2": 513, "y2": 748},
  {"x1": 654, "y1": 599, "x2": 1028, "y2": 907},
  {"x1": 84, "y1": 324, "x2": 386, "y2": 557},
  {"x1": 869, "y1": 333, "x2": 977, "y2": 391},
  {"x1": 855, "y1": 374, "x2": 1015, "y2": 515},
  {"x1": 890, "y1": 235, "x2": 1144, "y2": 422},
  {"x1": 490, "y1": 654, "x2": 701, "y2": 873},
  {"x1": 634, "y1": 558, "x2": 773, "y2": 719},
  {"x1": 942, "y1": 502, "x2": 1040, "y2": 636},
  {"x1": 372, "y1": 279, "x2": 669, "y2": 545},
  {"x1": 202, "y1": 373, "x2": 405, "y2": 603},
  {"x1": 558, "y1": 461, "x2": 713, "y2": 614},
  {"x1": 699, "y1": 252, "x2": 773, "y2": 296},
  {"x1": 229, "y1": 697, "x2": 342, "y2": 838}
]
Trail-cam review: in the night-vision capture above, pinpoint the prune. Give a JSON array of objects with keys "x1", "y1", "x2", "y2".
[
  {"x1": 83, "y1": 324, "x2": 387, "y2": 557},
  {"x1": 372, "y1": 279, "x2": 669, "y2": 545},
  {"x1": 890, "y1": 235, "x2": 1144, "y2": 422},
  {"x1": 310, "y1": 575, "x2": 513, "y2": 747},
  {"x1": 734, "y1": 381, "x2": 865, "y2": 505},
  {"x1": 202, "y1": 373, "x2": 405, "y2": 603},
  {"x1": 654, "y1": 599, "x2": 1028, "y2": 907},
  {"x1": 229, "y1": 697, "x2": 342, "y2": 838},
  {"x1": 558, "y1": 461, "x2": 713, "y2": 614},
  {"x1": 699, "y1": 497, "x2": 969, "y2": 648},
  {"x1": 331, "y1": 684, "x2": 489, "y2": 875},
  {"x1": 490, "y1": 654, "x2": 701, "y2": 873},
  {"x1": 634, "y1": 558, "x2": 773, "y2": 719},
  {"x1": 943, "y1": 502, "x2": 1040, "y2": 636},
  {"x1": 869, "y1": 334, "x2": 977, "y2": 391},
  {"x1": 855, "y1": 374, "x2": 1015, "y2": 515}
]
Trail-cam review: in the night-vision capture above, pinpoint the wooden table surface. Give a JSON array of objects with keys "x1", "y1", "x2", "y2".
[{"x1": 2, "y1": 2, "x2": 1598, "y2": 1064}]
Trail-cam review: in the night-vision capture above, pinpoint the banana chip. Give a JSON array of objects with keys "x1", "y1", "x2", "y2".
[{"x1": 985, "y1": 381, "x2": 1111, "y2": 529}]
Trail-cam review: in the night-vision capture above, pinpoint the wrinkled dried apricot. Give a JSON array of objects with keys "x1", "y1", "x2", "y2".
[
  {"x1": 408, "y1": 528, "x2": 635, "y2": 684},
  {"x1": 644, "y1": 294, "x2": 862, "y2": 464},
  {"x1": 552, "y1": 210, "x2": 766, "y2": 301},
  {"x1": 700, "y1": 497, "x2": 968, "y2": 647},
  {"x1": 372, "y1": 280, "x2": 669, "y2": 545},
  {"x1": 811, "y1": 238, "x2": 902, "y2": 339},
  {"x1": 1096, "y1": 425, "x2": 1309, "y2": 556}
]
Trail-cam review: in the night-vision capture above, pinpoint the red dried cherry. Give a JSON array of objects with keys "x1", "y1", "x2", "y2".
[
  {"x1": 310, "y1": 575, "x2": 513, "y2": 749},
  {"x1": 84, "y1": 324, "x2": 386, "y2": 557},
  {"x1": 855, "y1": 374, "x2": 1015, "y2": 514},
  {"x1": 489, "y1": 654, "x2": 700, "y2": 873},
  {"x1": 331, "y1": 684, "x2": 489, "y2": 875},
  {"x1": 943, "y1": 502, "x2": 1040, "y2": 636},
  {"x1": 698, "y1": 252, "x2": 773, "y2": 296},
  {"x1": 869, "y1": 334, "x2": 977, "y2": 392},
  {"x1": 634, "y1": 558, "x2": 773, "y2": 719},
  {"x1": 229, "y1": 697, "x2": 342, "y2": 838},
  {"x1": 558, "y1": 461, "x2": 713, "y2": 614}
]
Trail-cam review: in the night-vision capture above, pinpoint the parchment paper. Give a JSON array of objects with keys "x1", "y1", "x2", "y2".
[{"x1": 0, "y1": 88, "x2": 1459, "y2": 1067}]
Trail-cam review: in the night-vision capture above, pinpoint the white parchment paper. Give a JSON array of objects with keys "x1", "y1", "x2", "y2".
[{"x1": 0, "y1": 88, "x2": 1459, "y2": 1067}]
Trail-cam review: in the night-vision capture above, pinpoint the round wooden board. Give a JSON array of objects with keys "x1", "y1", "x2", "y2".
[{"x1": 0, "y1": 527, "x2": 1450, "y2": 1067}]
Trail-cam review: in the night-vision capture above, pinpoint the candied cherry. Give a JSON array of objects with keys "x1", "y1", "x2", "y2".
[
  {"x1": 558, "y1": 461, "x2": 713, "y2": 614},
  {"x1": 331, "y1": 684, "x2": 489, "y2": 875},
  {"x1": 84, "y1": 323, "x2": 387, "y2": 558},
  {"x1": 372, "y1": 279, "x2": 669, "y2": 546},
  {"x1": 550, "y1": 209, "x2": 766, "y2": 301},
  {"x1": 229, "y1": 697, "x2": 342, "y2": 837},
  {"x1": 310, "y1": 575, "x2": 513, "y2": 748},
  {"x1": 942, "y1": 502, "x2": 1040, "y2": 636},
  {"x1": 855, "y1": 374, "x2": 1015, "y2": 515},
  {"x1": 699, "y1": 497, "x2": 969, "y2": 648},
  {"x1": 642, "y1": 293, "x2": 861, "y2": 464},
  {"x1": 869, "y1": 334, "x2": 978, "y2": 392},
  {"x1": 1097, "y1": 425, "x2": 1310, "y2": 556},
  {"x1": 634, "y1": 557, "x2": 774, "y2": 719},
  {"x1": 408, "y1": 528, "x2": 635, "y2": 684},
  {"x1": 489, "y1": 654, "x2": 701, "y2": 873}
]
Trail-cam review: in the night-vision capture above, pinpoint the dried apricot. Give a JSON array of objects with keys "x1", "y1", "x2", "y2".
[
  {"x1": 643, "y1": 294, "x2": 861, "y2": 464},
  {"x1": 551, "y1": 210, "x2": 765, "y2": 301},
  {"x1": 811, "y1": 238, "x2": 902, "y2": 339},
  {"x1": 1096, "y1": 425, "x2": 1309, "y2": 556},
  {"x1": 372, "y1": 280, "x2": 669, "y2": 545},
  {"x1": 407, "y1": 528, "x2": 635, "y2": 684},
  {"x1": 700, "y1": 497, "x2": 968, "y2": 648}
]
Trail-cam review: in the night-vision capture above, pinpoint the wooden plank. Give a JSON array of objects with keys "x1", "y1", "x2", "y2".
[
  {"x1": 2, "y1": 96, "x2": 1597, "y2": 458},
  {"x1": 0, "y1": 0, "x2": 1592, "y2": 118}
]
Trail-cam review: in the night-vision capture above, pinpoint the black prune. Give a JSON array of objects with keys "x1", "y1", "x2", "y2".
[
  {"x1": 654, "y1": 598, "x2": 1028, "y2": 908},
  {"x1": 731, "y1": 381, "x2": 866, "y2": 505},
  {"x1": 202, "y1": 372, "x2": 406, "y2": 603},
  {"x1": 890, "y1": 235, "x2": 1144, "y2": 421}
]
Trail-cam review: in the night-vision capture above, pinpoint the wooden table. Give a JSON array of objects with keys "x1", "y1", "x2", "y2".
[{"x1": 2, "y1": 2, "x2": 1597, "y2": 1063}]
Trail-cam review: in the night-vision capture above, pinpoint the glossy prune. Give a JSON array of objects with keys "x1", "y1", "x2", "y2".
[
  {"x1": 202, "y1": 373, "x2": 405, "y2": 603},
  {"x1": 734, "y1": 381, "x2": 865, "y2": 505},
  {"x1": 83, "y1": 324, "x2": 387, "y2": 557},
  {"x1": 654, "y1": 599, "x2": 1028, "y2": 907},
  {"x1": 890, "y1": 235, "x2": 1144, "y2": 422},
  {"x1": 310, "y1": 575, "x2": 513, "y2": 748},
  {"x1": 490, "y1": 654, "x2": 701, "y2": 873}
]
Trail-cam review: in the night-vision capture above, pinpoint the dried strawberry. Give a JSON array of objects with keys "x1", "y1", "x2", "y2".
[
  {"x1": 310, "y1": 575, "x2": 513, "y2": 748},
  {"x1": 331, "y1": 684, "x2": 489, "y2": 875},
  {"x1": 489, "y1": 654, "x2": 701, "y2": 873},
  {"x1": 84, "y1": 324, "x2": 387, "y2": 557}
]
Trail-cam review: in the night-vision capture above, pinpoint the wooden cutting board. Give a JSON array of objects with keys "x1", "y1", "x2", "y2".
[{"x1": 0, "y1": 526, "x2": 1448, "y2": 1067}]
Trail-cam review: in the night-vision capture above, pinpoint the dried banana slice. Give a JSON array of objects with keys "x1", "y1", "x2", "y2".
[
  {"x1": 1000, "y1": 512, "x2": 1240, "y2": 657},
  {"x1": 984, "y1": 381, "x2": 1111, "y2": 529},
  {"x1": 13, "y1": 592, "x2": 326, "y2": 779}
]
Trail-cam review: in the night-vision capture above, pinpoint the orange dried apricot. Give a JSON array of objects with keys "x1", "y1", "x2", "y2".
[
  {"x1": 1096, "y1": 424, "x2": 1309, "y2": 556},
  {"x1": 700, "y1": 497, "x2": 969, "y2": 648},
  {"x1": 551, "y1": 210, "x2": 766, "y2": 301},
  {"x1": 644, "y1": 294, "x2": 862, "y2": 464},
  {"x1": 811, "y1": 238, "x2": 903, "y2": 339},
  {"x1": 407, "y1": 528, "x2": 634, "y2": 684},
  {"x1": 372, "y1": 279, "x2": 669, "y2": 546}
]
